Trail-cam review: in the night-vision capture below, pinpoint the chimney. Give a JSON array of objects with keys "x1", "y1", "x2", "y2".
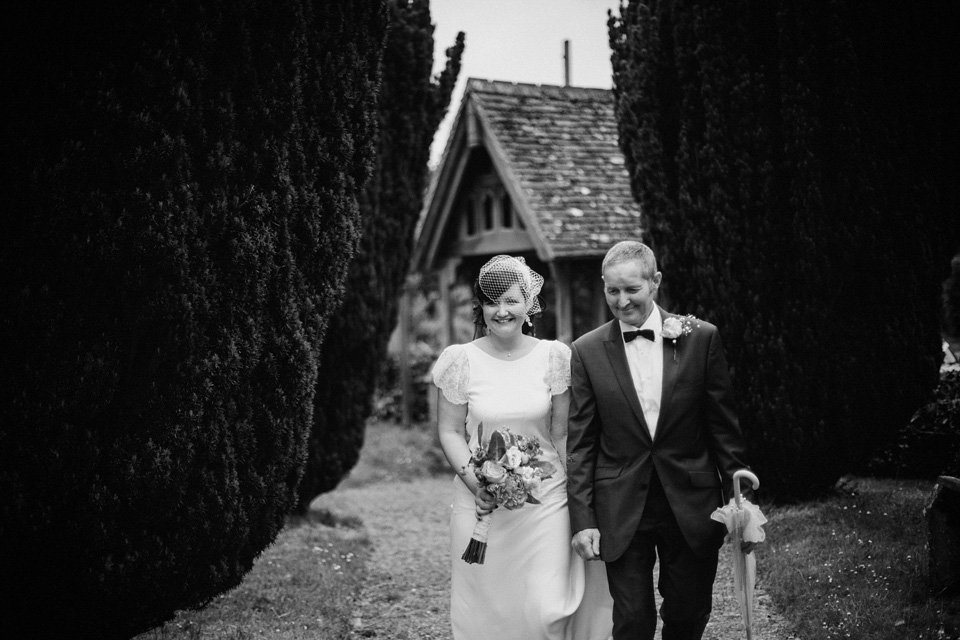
[{"x1": 563, "y1": 40, "x2": 571, "y2": 87}]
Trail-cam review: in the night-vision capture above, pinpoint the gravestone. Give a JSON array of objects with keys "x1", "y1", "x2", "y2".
[{"x1": 925, "y1": 475, "x2": 960, "y2": 594}]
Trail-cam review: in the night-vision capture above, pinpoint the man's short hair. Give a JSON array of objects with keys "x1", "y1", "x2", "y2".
[{"x1": 602, "y1": 241, "x2": 658, "y2": 278}]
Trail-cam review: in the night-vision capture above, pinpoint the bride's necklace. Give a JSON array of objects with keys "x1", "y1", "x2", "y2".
[{"x1": 490, "y1": 338, "x2": 523, "y2": 358}]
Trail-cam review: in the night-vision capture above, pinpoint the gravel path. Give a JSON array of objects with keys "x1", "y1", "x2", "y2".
[
  {"x1": 314, "y1": 479, "x2": 451, "y2": 639},
  {"x1": 314, "y1": 476, "x2": 796, "y2": 640}
]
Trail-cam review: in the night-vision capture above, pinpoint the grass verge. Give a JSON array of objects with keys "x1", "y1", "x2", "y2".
[
  {"x1": 339, "y1": 419, "x2": 445, "y2": 489},
  {"x1": 136, "y1": 420, "x2": 439, "y2": 639},
  {"x1": 762, "y1": 477, "x2": 960, "y2": 639},
  {"x1": 136, "y1": 509, "x2": 370, "y2": 640}
]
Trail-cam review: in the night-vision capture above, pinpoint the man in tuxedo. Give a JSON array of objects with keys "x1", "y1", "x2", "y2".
[{"x1": 566, "y1": 241, "x2": 752, "y2": 640}]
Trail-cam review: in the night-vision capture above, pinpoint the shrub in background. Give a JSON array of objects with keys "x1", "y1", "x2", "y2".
[
  {"x1": 0, "y1": 1, "x2": 385, "y2": 637},
  {"x1": 948, "y1": 449, "x2": 960, "y2": 479},
  {"x1": 610, "y1": 0, "x2": 958, "y2": 500},
  {"x1": 870, "y1": 253, "x2": 960, "y2": 478},
  {"x1": 375, "y1": 278, "x2": 476, "y2": 424},
  {"x1": 295, "y1": 0, "x2": 464, "y2": 511},
  {"x1": 868, "y1": 371, "x2": 960, "y2": 479},
  {"x1": 944, "y1": 252, "x2": 960, "y2": 357}
]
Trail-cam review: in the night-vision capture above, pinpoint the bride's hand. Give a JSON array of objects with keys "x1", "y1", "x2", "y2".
[{"x1": 474, "y1": 488, "x2": 497, "y2": 519}]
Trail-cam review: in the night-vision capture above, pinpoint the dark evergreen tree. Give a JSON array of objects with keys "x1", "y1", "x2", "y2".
[
  {"x1": 0, "y1": 0, "x2": 386, "y2": 636},
  {"x1": 610, "y1": 0, "x2": 959, "y2": 500},
  {"x1": 296, "y1": 0, "x2": 464, "y2": 510}
]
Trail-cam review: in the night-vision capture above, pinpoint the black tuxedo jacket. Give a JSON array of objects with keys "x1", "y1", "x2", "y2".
[{"x1": 566, "y1": 308, "x2": 750, "y2": 560}]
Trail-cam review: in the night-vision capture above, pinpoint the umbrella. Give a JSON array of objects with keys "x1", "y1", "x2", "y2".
[{"x1": 711, "y1": 469, "x2": 766, "y2": 639}]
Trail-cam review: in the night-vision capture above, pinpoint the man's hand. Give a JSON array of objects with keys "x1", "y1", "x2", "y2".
[{"x1": 572, "y1": 528, "x2": 602, "y2": 561}]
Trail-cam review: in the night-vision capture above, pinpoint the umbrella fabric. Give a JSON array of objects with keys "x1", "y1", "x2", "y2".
[
  {"x1": 712, "y1": 498, "x2": 767, "y2": 639},
  {"x1": 712, "y1": 498, "x2": 767, "y2": 543}
]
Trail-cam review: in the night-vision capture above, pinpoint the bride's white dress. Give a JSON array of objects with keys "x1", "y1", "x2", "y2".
[{"x1": 433, "y1": 340, "x2": 614, "y2": 640}]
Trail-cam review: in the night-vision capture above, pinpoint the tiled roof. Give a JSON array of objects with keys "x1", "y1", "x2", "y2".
[{"x1": 468, "y1": 79, "x2": 642, "y2": 258}]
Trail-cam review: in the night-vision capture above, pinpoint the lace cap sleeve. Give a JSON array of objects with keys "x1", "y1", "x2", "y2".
[
  {"x1": 431, "y1": 344, "x2": 470, "y2": 405},
  {"x1": 547, "y1": 340, "x2": 572, "y2": 395}
]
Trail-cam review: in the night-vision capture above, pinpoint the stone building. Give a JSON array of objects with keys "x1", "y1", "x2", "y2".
[
  {"x1": 400, "y1": 78, "x2": 644, "y2": 421},
  {"x1": 409, "y1": 78, "x2": 643, "y2": 346}
]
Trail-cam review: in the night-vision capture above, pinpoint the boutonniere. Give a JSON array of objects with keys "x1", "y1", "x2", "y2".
[{"x1": 662, "y1": 315, "x2": 699, "y2": 360}]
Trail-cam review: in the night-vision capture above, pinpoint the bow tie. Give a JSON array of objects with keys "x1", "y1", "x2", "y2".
[{"x1": 623, "y1": 329, "x2": 655, "y2": 343}]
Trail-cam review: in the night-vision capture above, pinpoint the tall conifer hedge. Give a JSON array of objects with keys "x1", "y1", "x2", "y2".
[
  {"x1": 296, "y1": 0, "x2": 463, "y2": 509},
  {"x1": 0, "y1": 1, "x2": 385, "y2": 636},
  {"x1": 610, "y1": 0, "x2": 959, "y2": 500}
]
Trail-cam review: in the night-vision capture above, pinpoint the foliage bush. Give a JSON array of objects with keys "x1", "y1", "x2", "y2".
[
  {"x1": 374, "y1": 279, "x2": 476, "y2": 424},
  {"x1": 294, "y1": 0, "x2": 464, "y2": 510},
  {"x1": 0, "y1": 1, "x2": 385, "y2": 637},
  {"x1": 375, "y1": 342, "x2": 442, "y2": 425},
  {"x1": 944, "y1": 252, "x2": 960, "y2": 354},
  {"x1": 609, "y1": 0, "x2": 959, "y2": 501},
  {"x1": 869, "y1": 371, "x2": 960, "y2": 479}
]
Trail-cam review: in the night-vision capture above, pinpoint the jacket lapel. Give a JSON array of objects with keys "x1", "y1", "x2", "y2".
[
  {"x1": 602, "y1": 320, "x2": 652, "y2": 442},
  {"x1": 656, "y1": 306, "x2": 679, "y2": 442}
]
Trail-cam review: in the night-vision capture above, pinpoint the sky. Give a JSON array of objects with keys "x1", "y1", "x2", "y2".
[{"x1": 428, "y1": 0, "x2": 621, "y2": 167}]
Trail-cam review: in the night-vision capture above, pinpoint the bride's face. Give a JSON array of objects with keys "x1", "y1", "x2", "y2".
[{"x1": 482, "y1": 283, "x2": 528, "y2": 339}]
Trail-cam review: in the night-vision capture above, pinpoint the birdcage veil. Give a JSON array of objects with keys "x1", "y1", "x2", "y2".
[{"x1": 477, "y1": 255, "x2": 544, "y2": 316}]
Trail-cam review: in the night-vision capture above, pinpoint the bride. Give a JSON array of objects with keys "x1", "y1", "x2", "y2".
[{"x1": 432, "y1": 255, "x2": 613, "y2": 640}]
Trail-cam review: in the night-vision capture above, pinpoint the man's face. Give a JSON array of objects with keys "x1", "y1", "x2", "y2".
[{"x1": 602, "y1": 260, "x2": 662, "y2": 328}]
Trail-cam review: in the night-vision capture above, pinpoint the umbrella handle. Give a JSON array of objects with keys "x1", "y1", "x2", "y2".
[{"x1": 733, "y1": 469, "x2": 759, "y2": 508}]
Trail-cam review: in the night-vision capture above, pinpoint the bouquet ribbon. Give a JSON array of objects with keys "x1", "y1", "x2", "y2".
[{"x1": 461, "y1": 515, "x2": 492, "y2": 564}]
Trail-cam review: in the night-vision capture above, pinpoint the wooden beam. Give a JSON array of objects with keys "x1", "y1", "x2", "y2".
[
  {"x1": 398, "y1": 277, "x2": 413, "y2": 427},
  {"x1": 429, "y1": 258, "x2": 461, "y2": 427},
  {"x1": 587, "y1": 261, "x2": 611, "y2": 327},
  {"x1": 593, "y1": 267, "x2": 609, "y2": 329},
  {"x1": 551, "y1": 261, "x2": 573, "y2": 345},
  {"x1": 438, "y1": 257, "x2": 460, "y2": 349}
]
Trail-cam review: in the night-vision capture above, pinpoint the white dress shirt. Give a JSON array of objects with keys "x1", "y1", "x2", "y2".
[{"x1": 619, "y1": 306, "x2": 664, "y2": 440}]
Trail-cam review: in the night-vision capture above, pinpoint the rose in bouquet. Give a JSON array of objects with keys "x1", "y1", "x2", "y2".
[{"x1": 460, "y1": 422, "x2": 556, "y2": 564}]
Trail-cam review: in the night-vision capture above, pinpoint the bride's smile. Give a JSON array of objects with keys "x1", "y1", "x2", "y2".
[{"x1": 482, "y1": 283, "x2": 528, "y2": 338}]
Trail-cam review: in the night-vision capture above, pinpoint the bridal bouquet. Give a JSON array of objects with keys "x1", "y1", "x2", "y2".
[{"x1": 460, "y1": 422, "x2": 556, "y2": 564}]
